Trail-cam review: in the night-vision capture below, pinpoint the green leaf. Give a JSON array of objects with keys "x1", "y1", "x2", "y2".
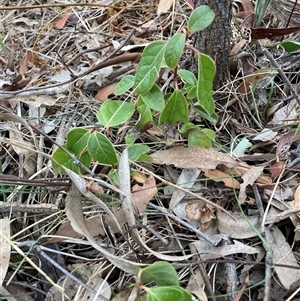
[
  {"x1": 97, "y1": 99, "x2": 135, "y2": 127},
  {"x1": 187, "y1": 85, "x2": 197, "y2": 99},
  {"x1": 52, "y1": 147, "x2": 91, "y2": 174},
  {"x1": 138, "y1": 262, "x2": 179, "y2": 286},
  {"x1": 188, "y1": 5, "x2": 215, "y2": 33},
  {"x1": 52, "y1": 128, "x2": 92, "y2": 174},
  {"x1": 180, "y1": 122, "x2": 197, "y2": 134},
  {"x1": 65, "y1": 128, "x2": 90, "y2": 152},
  {"x1": 114, "y1": 75, "x2": 135, "y2": 95},
  {"x1": 87, "y1": 131, "x2": 118, "y2": 165},
  {"x1": 268, "y1": 40, "x2": 300, "y2": 53},
  {"x1": 188, "y1": 128, "x2": 212, "y2": 148},
  {"x1": 146, "y1": 286, "x2": 192, "y2": 301},
  {"x1": 136, "y1": 154, "x2": 153, "y2": 162},
  {"x1": 197, "y1": 53, "x2": 216, "y2": 115},
  {"x1": 178, "y1": 70, "x2": 197, "y2": 86},
  {"x1": 159, "y1": 90, "x2": 188, "y2": 125},
  {"x1": 164, "y1": 33, "x2": 186, "y2": 69},
  {"x1": 140, "y1": 84, "x2": 165, "y2": 111},
  {"x1": 134, "y1": 41, "x2": 167, "y2": 95},
  {"x1": 127, "y1": 144, "x2": 150, "y2": 161},
  {"x1": 192, "y1": 105, "x2": 218, "y2": 123},
  {"x1": 137, "y1": 96, "x2": 153, "y2": 129},
  {"x1": 201, "y1": 128, "x2": 216, "y2": 141}
]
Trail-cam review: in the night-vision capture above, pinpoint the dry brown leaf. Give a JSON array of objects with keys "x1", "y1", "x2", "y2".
[
  {"x1": 294, "y1": 184, "x2": 300, "y2": 208},
  {"x1": 132, "y1": 175, "x2": 157, "y2": 212},
  {"x1": 151, "y1": 146, "x2": 238, "y2": 169},
  {"x1": 94, "y1": 82, "x2": 118, "y2": 101},
  {"x1": 185, "y1": 201, "x2": 216, "y2": 223},
  {"x1": 86, "y1": 180, "x2": 104, "y2": 195},
  {"x1": 203, "y1": 169, "x2": 240, "y2": 189},
  {"x1": 157, "y1": 0, "x2": 174, "y2": 14},
  {"x1": 239, "y1": 165, "x2": 265, "y2": 204}
]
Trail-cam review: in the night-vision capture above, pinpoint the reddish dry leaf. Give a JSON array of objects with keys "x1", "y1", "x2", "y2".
[
  {"x1": 251, "y1": 25, "x2": 300, "y2": 40},
  {"x1": 19, "y1": 51, "x2": 34, "y2": 76},
  {"x1": 151, "y1": 146, "x2": 238, "y2": 169},
  {"x1": 203, "y1": 169, "x2": 240, "y2": 189},
  {"x1": 276, "y1": 131, "x2": 300, "y2": 157},
  {"x1": 240, "y1": 0, "x2": 254, "y2": 13},
  {"x1": 55, "y1": 11, "x2": 73, "y2": 29},
  {"x1": 270, "y1": 160, "x2": 286, "y2": 178},
  {"x1": 95, "y1": 82, "x2": 118, "y2": 102}
]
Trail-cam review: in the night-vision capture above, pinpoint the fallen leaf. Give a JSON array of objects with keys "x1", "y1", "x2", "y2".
[
  {"x1": 251, "y1": 25, "x2": 300, "y2": 40},
  {"x1": 294, "y1": 184, "x2": 300, "y2": 208},
  {"x1": 157, "y1": 0, "x2": 174, "y2": 14},
  {"x1": 271, "y1": 226, "x2": 300, "y2": 289},
  {"x1": 55, "y1": 11, "x2": 72, "y2": 29},
  {"x1": 203, "y1": 169, "x2": 240, "y2": 189},
  {"x1": 151, "y1": 146, "x2": 238, "y2": 169},
  {"x1": 94, "y1": 82, "x2": 118, "y2": 102},
  {"x1": 239, "y1": 165, "x2": 265, "y2": 203},
  {"x1": 185, "y1": 201, "x2": 216, "y2": 224}
]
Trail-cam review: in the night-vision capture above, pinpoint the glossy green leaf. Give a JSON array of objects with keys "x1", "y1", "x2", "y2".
[
  {"x1": 114, "y1": 75, "x2": 135, "y2": 95},
  {"x1": 159, "y1": 90, "x2": 188, "y2": 125},
  {"x1": 188, "y1": 5, "x2": 214, "y2": 33},
  {"x1": 97, "y1": 99, "x2": 135, "y2": 127},
  {"x1": 197, "y1": 53, "x2": 216, "y2": 115},
  {"x1": 52, "y1": 128, "x2": 92, "y2": 174},
  {"x1": 188, "y1": 128, "x2": 212, "y2": 148},
  {"x1": 127, "y1": 144, "x2": 150, "y2": 161},
  {"x1": 52, "y1": 147, "x2": 91, "y2": 174},
  {"x1": 65, "y1": 128, "x2": 90, "y2": 152},
  {"x1": 146, "y1": 286, "x2": 192, "y2": 301},
  {"x1": 134, "y1": 41, "x2": 167, "y2": 95},
  {"x1": 87, "y1": 131, "x2": 118, "y2": 165},
  {"x1": 138, "y1": 262, "x2": 179, "y2": 286},
  {"x1": 164, "y1": 33, "x2": 186, "y2": 69},
  {"x1": 178, "y1": 70, "x2": 197, "y2": 86},
  {"x1": 140, "y1": 84, "x2": 165, "y2": 111}
]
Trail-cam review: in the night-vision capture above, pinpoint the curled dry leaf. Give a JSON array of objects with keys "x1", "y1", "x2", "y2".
[{"x1": 185, "y1": 201, "x2": 216, "y2": 224}]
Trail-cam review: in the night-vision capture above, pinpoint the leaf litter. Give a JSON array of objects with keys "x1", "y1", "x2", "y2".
[{"x1": 1, "y1": 0, "x2": 300, "y2": 300}]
